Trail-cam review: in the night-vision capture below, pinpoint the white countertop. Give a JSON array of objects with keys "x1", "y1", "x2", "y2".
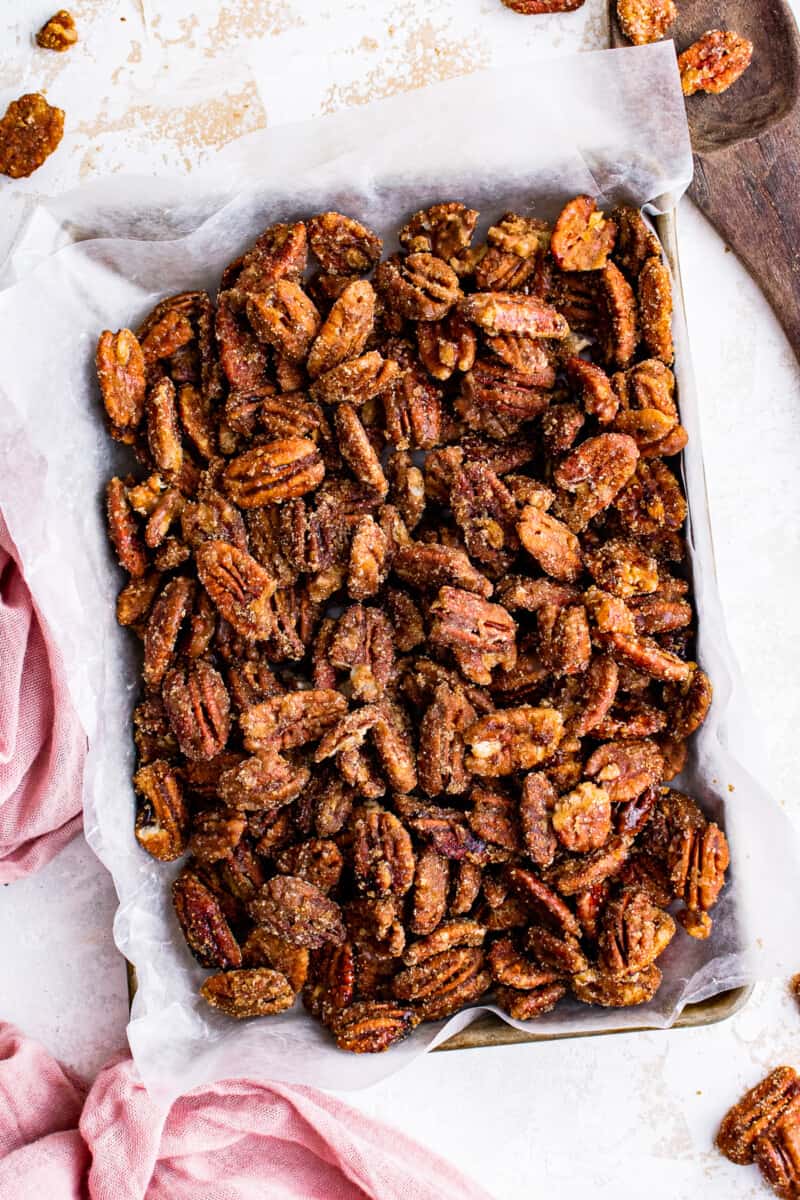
[{"x1": 2, "y1": 3, "x2": 800, "y2": 1197}]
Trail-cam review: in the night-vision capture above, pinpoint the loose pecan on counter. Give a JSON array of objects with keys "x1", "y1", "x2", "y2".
[{"x1": 98, "y1": 195, "x2": 724, "y2": 1051}]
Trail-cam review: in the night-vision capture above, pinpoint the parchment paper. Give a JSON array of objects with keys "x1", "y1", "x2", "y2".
[{"x1": 0, "y1": 43, "x2": 797, "y2": 1105}]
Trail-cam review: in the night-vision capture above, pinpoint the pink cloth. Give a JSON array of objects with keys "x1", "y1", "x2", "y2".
[
  {"x1": 0, "y1": 516, "x2": 85, "y2": 881},
  {"x1": 0, "y1": 1023, "x2": 493, "y2": 1200}
]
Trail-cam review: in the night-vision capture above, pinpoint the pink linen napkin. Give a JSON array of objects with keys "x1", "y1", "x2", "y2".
[
  {"x1": 0, "y1": 515, "x2": 85, "y2": 881},
  {"x1": 0, "y1": 1023, "x2": 493, "y2": 1200}
]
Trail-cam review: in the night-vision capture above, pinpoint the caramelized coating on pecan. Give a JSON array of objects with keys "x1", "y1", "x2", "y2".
[
  {"x1": 615, "y1": 0, "x2": 676, "y2": 46},
  {"x1": 679, "y1": 31, "x2": 754, "y2": 97},
  {"x1": 0, "y1": 93, "x2": 64, "y2": 178},
  {"x1": 717, "y1": 1068, "x2": 800, "y2": 1165},
  {"x1": 101, "y1": 197, "x2": 717, "y2": 1049}
]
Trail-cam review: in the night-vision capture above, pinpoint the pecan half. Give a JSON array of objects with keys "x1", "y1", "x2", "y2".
[
  {"x1": 97, "y1": 331, "x2": 146, "y2": 442},
  {"x1": 329, "y1": 1001, "x2": 419, "y2": 1053},
  {"x1": 375, "y1": 253, "x2": 461, "y2": 321},
  {"x1": 172, "y1": 870, "x2": 241, "y2": 969},
  {"x1": 616, "y1": 0, "x2": 676, "y2": 45},
  {"x1": 307, "y1": 211, "x2": 382, "y2": 274},
  {"x1": 162, "y1": 659, "x2": 231, "y2": 761},
  {"x1": 200, "y1": 968, "x2": 295, "y2": 1017},
  {"x1": 307, "y1": 280, "x2": 376, "y2": 379},
  {"x1": 551, "y1": 196, "x2": 617, "y2": 272},
  {"x1": 133, "y1": 760, "x2": 189, "y2": 861},
  {"x1": 223, "y1": 439, "x2": 325, "y2": 507},
  {"x1": 717, "y1": 1068, "x2": 800, "y2": 1165},
  {"x1": 464, "y1": 706, "x2": 564, "y2": 775},
  {"x1": 678, "y1": 30, "x2": 753, "y2": 97},
  {"x1": 196, "y1": 540, "x2": 275, "y2": 641},
  {"x1": 249, "y1": 875, "x2": 345, "y2": 949}
]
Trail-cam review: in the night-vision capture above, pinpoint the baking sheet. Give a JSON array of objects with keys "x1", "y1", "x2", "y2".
[{"x1": 0, "y1": 43, "x2": 797, "y2": 1105}]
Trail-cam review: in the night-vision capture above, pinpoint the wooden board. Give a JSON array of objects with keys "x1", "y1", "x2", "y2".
[{"x1": 610, "y1": 0, "x2": 800, "y2": 359}]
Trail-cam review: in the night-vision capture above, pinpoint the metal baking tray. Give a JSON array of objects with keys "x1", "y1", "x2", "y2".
[{"x1": 124, "y1": 211, "x2": 753, "y2": 1049}]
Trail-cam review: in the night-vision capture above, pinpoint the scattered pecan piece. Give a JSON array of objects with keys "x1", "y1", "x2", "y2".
[
  {"x1": 615, "y1": 0, "x2": 676, "y2": 45},
  {"x1": 679, "y1": 31, "x2": 754, "y2": 97},
  {"x1": 717, "y1": 1067, "x2": 800, "y2": 1165},
  {"x1": 36, "y1": 9, "x2": 78, "y2": 51},
  {"x1": 0, "y1": 93, "x2": 64, "y2": 178}
]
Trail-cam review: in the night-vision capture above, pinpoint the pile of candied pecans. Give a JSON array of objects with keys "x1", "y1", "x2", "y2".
[{"x1": 97, "y1": 195, "x2": 729, "y2": 1053}]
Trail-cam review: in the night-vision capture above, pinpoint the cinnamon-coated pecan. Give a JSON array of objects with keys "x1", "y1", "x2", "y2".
[
  {"x1": 173, "y1": 869, "x2": 241, "y2": 969},
  {"x1": 375, "y1": 253, "x2": 461, "y2": 321},
  {"x1": 223, "y1": 439, "x2": 325, "y2": 507},
  {"x1": 196, "y1": 540, "x2": 275, "y2": 641},
  {"x1": 143, "y1": 577, "x2": 195, "y2": 688},
  {"x1": 465, "y1": 706, "x2": 564, "y2": 776},
  {"x1": 163, "y1": 658, "x2": 231, "y2": 761},
  {"x1": 97, "y1": 331, "x2": 146, "y2": 443},
  {"x1": 329, "y1": 1001, "x2": 419, "y2": 1053},
  {"x1": 307, "y1": 211, "x2": 382, "y2": 274},
  {"x1": 551, "y1": 196, "x2": 617, "y2": 272},
  {"x1": 133, "y1": 760, "x2": 189, "y2": 862},
  {"x1": 717, "y1": 1067, "x2": 800, "y2": 1165},
  {"x1": 200, "y1": 968, "x2": 295, "y2": 1017},
  {"x1": 679, "y1": 30, "x2": 753, "y2": 97},
  {"x1": 248, "y1": 875, "x2": 345, "y2": 949},
  {"x1": 616, "y1": 0, "x2": 676, "y2": 45}
]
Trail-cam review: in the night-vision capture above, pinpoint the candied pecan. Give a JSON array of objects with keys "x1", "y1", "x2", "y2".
[
  {"x1": 96, "y1": 332, "x2": 147, "y2": 444},
  {"x1": 172, "y1": 870, "x2": 241, "y2": 969},
  {"x1": 430, "y1": 587, "x2": 517, "y2": 685},
  {"x1": 664, "y1": 798, "x2": 729, "y2": 924},
  {"x1": 585, "y1": 738, "x2": 664, "y2": 802},
  {"x1": 616, "y1": 0, "x2": 676, "y2": 45},
  {"x1": 517, "y1": 506, "x2": 582, "y2": 583},
  {"x1": 450, "y1": 462, "x2": 518, "y2": 575},
  {"x1": 249, "y1": 875, "x2": 345, "y2": 949},
  {"x1": 450, "y1": 859, "x2": 483, "y2": 915},
  {"x1": 275, "y1": 838, "x2": 343, "y2": 894},
  {"x1": 309, "y1": 352, "x2": 399, "y2": 406},
  {"x1": 598, "y1": 888, "x2": 675, "y2": 977},
  {"x1": 329, "y1": 1001, "x2": 418, "y2": 1053},
  {"x1": 615, "y1": 458, "x2": 687, "y2": 536},
  {"x1": 552, "y1": 783, "x2": 612, "y2": 853},
  {"x1": 246, "y1": 281, "x2": 320, "y2": 363},
  {"x1": 597, "y1": 263, "x2": 639, "y2": 369},
  {"x1": 571, "y1": 963, "x2": 661, "y2": 1007},
  {"x1": 303, "y1": 942, "x2": 355, "y2": 1017},
  {"x1": 755, "y1": 1096, "x2": 800, "y2": 1198},
  {"x1": 548, "y1": 834, "x2": 632, "y2": 896},
  {"x1": 217, "y1": 752, "x2": 309, "y2": 812},
  {"x1": 316, "y1": 702, "x2": 418, "y2": 794},
  {"x1": 551, "y1": 197, "x2": 617, "y2": 273},
  {"x1": 417, "y1": 312, "x2": 477, "y2": 381},
  {"x1": 518, "y1": 772, "x2": 558, "y2": 867},
  {"x1": 231, "y1": 222, "x2": 308, "y2": 294},
  {"x1": 189, "y1": 809, "x2": 246, "y2": 864},
  {"x1": 595, "y1": 695, "x2": 667, "y2": 740},
  {"x1": 585, "y1": 537, "x2": 658, "y2": 598},
  {"x1": 394, "y1": 543, "x2": 492, "y2": 599},
  {"x1": 553, "y1": 433, "x2": 639, "y2": 531},
  {"x1": 468, "y1": 785, "x2": 519, "y2": 855},
  {"x1": 403, "y1": 919, "x2": 486, "y2": 967},
  {"x1": 630, "y1": 596, "x2": 692, "y2": 635},
  {"x1": 218, "y1": 840, "x2": 267, "y2": 902},
  {"x1": 133, "y1": 760, "x2": 188, "y2": 862},
  {"x1": 241, "y1": 928, "x2": 309, "y2": 992},
  {"x1": 352, "y1": 807, "x2": 415, "y2": 898},
  {"x1": 526, "y1": 925, "x2": 588, "y2": 975},
  {"x1": 398, "y1": 202, "x2": 479, "y2": 263},
  {"x1": 537, "y1": 604, "x2": 591, "y2": 676},
  {"x1": 612, "y1": 207, "x2": 663, "y2": 278},
  {"x1": 333, "y1": 403, "x2": 388, "y2": 498},
  {"x1": 145, "y1": 377, "x2": 183, "y2": 475},
  {"x1": 216, "y1": 292, "x2": 271, "y2": 390},
  {"x1": 501, "y1": 0, "x2": 585, "y2": 12},
  {"x1": 393, "y1": 944, "x2": 485, "y2": 1006},
  {"x1": 382, "y1": 347, "x2": 444, "y2": 449},
  {"x1": 117, "y1": 571, "x2": 160, "y2": 628},
  {"x1": 386, "y1": 453, "x2": 426, "y2": 531},
  {"x1": 679, "y1": 31, "x2": 753, "y2": 97},
  {"x1": 375, "y1": 253, "x2": 460, "y2": 321},
  {"x1": 495, "y1": 981, "x2": 567, "y2": 1019},
  {"x1": 459, "y1": 292, "x2": 568, "y2": 339},
  {"x1": 345, "y1": 516, "x2": 388, "y2": 601},
  {"x1": 409, "y1": 847, "x2": 450, "y2": 936},
  {"x1": 418, "y1": 683, "x2": 476, "y2": 797},
  {"x1": 200, "y1": 968, "x2": 294, "y2": 1018},
  {"x1": 223, "y1": 438, "x2": 325, "y2": 508},
  {"x1": 638, "y1": 256, "x2": 674, "y2": 365},
  {"x1": 458, "y1": 360, "x2": 552, "y2": 439},
  {"x1": 464, "y1": 706, "x2": 564, "y2": 776},
  {"x1": 106, "y1": 478, "x2": 148, "y2": 578},
  {"x1": 142, "y1": 576, "x2": 194, "y2": 688},
  {"x1": 307, "y1": 211, "x2": 382, "y2": 274},
  {"x1": 0, "y1": 92, "x2": 64, "y2": 178},
  {"x1": 307, "y1": 280, "x2": 375, "y2": 379},
  {"x1": 344, "y1": 896, "x2": 406, "y2": 959},
  {"x1": 717, "y1": 1067, "x2": 800, "y2": 1165},
  {"x1": 665, "y1": 667, "x2": 712, "y2": 738},
  {"x1": 195, "y1": 540, "x2": 275, "y2": 642},
  {"x1": 327, "y1": 604, "x2": 395, "y2": 702},
  {"x1": 241, "y1": 689, "x2": 347, "y2": 752},
  {"x1": 486, "y1": 335, "x2": 556, "y2": 380},
  {"x1": 488, "y1": 936, "x2": 562, "y2": 990},
  {"x1": 162, "y1": 659, "x2": 230, "y2": 762},
  {"x1": 566, "y1": 356, "x2": 619, "y2": 424},
  {"x1": 36, "y1": 9, "x2": 78, "y2": 50}
]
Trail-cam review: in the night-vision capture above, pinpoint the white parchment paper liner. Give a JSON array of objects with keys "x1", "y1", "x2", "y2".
[{"x1": 0, "y1": 44, "x2": 797, "y2": 1104}]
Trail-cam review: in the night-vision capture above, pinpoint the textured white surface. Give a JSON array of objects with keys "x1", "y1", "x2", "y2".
[{"x1": 1, "y1": 2, "x2": 799, "y2": 1197}]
